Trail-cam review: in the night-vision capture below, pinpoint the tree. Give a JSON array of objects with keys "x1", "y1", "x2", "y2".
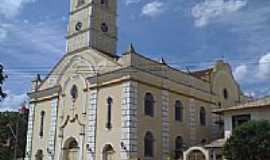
[
  {"x1": 0, "y1": 64, "x2": 7, "y2": 101},
  {"x1": 0, "y1": 108, "x2": 29, "y2": 160},
  {"x1": 223, "y1": 121, "x2": 270, "y2": 160}
]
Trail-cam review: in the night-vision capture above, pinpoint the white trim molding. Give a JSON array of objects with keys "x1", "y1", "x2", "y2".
[
  {"x1": 87, "y1": 89, "x2": 98, "y2": 160},
  {"x1": 25, "y1": 103, "x2": 35, "y2": 160},
  {"x1": 161, "y1": 90, "x2": 170, "y2": 160},
  {"x1": 189, "y1": 98, "x2": 197, "y2": 145},
  {"x1": 47, "y1": 99, "x2": 59, "y2": 160},
  {"x1": 121, "y1": 81, "x2": 138, "y2": 160}
]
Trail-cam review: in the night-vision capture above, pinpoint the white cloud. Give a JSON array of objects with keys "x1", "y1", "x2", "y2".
[
  {"x1": 244, "y1": 91, "x2": 256, "y2": 98},
  {"x1": 126, "y1": 0, "x2": 141, "y2": 5},
  {"x1": 0, "y1": 27, "x2": 8, "y2": 42},
  {"x1": 142, "y1": 1, "x2": 165, "y2": 17},
  {"x1": 1, "y1": 20, "x2": 66, "y2": 58},
  {"x1": 233, "y1": 64, "x2": 248, "y2": 81},
  {"x1": 192, "y1": 0, "x2": 247, "y2": 27},
  {"x1": 257, "y1": 53, "x2": 270, "y2": 80},
  {"x1": 0, "y1": 91, "x2": 28, "y2": 111},
  {"x1": 0, "y1": 0, "x2": 36, "y2": 18}
]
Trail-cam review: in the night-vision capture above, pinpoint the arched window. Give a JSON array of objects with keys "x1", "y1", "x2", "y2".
[
  {"x1": 106, "y1": 97, "x2": 113, "y2": 129},
  {"x1": 70, "y1": 85, "x2": 78, "y2": 102},
  {"x1": 39, "y1": 111, "x2": 45, "y2": 137},
  {"x1": 35, "y1": 150, "x2": 43, "y2": 160},
  {"x1": 144, "y1": 132, "x2": 154, "y2": 157},
  {"x1": 175, "y1": 136, "x2": 184, "y2": 160},
  {"x1": 68, "y1": 139, "x2": 79, "y2": 149},
  {"x1": 175, "y1": 100, "x2": 184, "y2": 122},
  {"x1": 200, "y1": 107, "x2": 206, "y2": 126},
  {"x1": 144, "y1": 93, "x2": 154, "y2": 117},
  {"x1": 63, "y1": 138, "x2": 79, "y2": 160},
  {"x1": 223, "y1": 88, "x2": 228, "y2": 99}
]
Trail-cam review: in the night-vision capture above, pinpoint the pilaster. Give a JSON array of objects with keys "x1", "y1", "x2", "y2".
[
  {"x1": 86, "y1": 89, "x2": 98, "y2": 160},
  {"x1": 161, "y1": 90, "x2": 170, "y2": 160},
  {"x1": 120, "y1": 81, "x2": 138, "y2": 160},
  {"x1": 47, "y1": 99, "x2": 58, "y2": 160},
  {"x1": 189, "y1": 99, "x2": 197, "y2": 145},
  {"x1": 25, "y1": 103, "x2": 35, "y2": 160}
]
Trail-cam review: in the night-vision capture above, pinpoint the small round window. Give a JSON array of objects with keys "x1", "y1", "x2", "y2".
[{"x1": 101, "y1": 23, "x2": 108, "y2": 32}]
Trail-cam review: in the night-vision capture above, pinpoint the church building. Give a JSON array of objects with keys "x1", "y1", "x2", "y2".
[{"x1": 25, "y1": 0, "x2": 247, "y2": 160}]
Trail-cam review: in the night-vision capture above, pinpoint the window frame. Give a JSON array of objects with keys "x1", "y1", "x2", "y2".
[
  {"x1": 200, "y1": 107, "x2": 206, "y2": 126},
  {"x1": 106, "y1": 97, "x2": 113, "y2": 129},
  {"x1": 175, "y1": 100, "x2": 184, "y2": 122},
  {"x1": 144, "y1": 93, "x2": 155, "y2": 117},
  {"x1": 144, "y1": 131, "x2": 154, "y2": 157},
  {"x1": 39, "y1": 111, "x2": 45, "y2": 137},
  {"x1": 223, "y1": 88, "x2": 229, "y2": 99}
]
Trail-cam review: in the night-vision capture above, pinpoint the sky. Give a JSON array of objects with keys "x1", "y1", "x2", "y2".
[{"x1": 0, "y1": 0, "x2": 270, "y2": 110}]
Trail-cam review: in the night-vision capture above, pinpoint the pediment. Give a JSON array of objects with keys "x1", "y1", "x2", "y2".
[{"x1": 38, "y1": 48, "x2": 121, "y2": 91}]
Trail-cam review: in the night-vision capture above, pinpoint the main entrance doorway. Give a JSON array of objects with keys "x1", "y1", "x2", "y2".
[
  {"x1": 102, "y1": 144, "x2": 115, "y2": 160},
  {"x1": 63, "y1": 138, "x2": 79, "y2": 160}
]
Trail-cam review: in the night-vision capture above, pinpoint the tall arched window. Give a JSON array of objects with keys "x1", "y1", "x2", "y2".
[
  {"x1": 223, "y1": 88, "x2": 229, "y2": 99},
  {"x1": 144, "y1": 93, "x2": 154, "y2": 117},
  {"x1": 200, "y1": 107, "x2": 206, "y2": 126},
  {"x1": 144, "y1": 132, "x2": 154, "y2": 157},
  {"x1": 175, "y1": 100, "x2": 184, "y2": 122},
  {"x1": 106, "y1": 97, "x2": 113, "y2": 129},
  {"x1": 175, "y1": 136, "x2": 184, "y2": 160},
  {"x1": 39, "y1": 111, "x2": 45, "y2": 137},
  {"x1": 70, "y1": 85, "x2": 78, "y2": 102}
]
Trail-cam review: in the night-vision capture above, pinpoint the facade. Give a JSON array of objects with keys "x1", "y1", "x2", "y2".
[
  {"x1": 25, "y1": 0, "x2": 246, "y2": 160},
  {"x1": 184, "y1": 97, "x2": 270, "y2": 160}
]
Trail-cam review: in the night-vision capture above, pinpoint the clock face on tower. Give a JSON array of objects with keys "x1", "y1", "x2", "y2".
[{"x1": 75, "y1": 22, "x2": 83, "y2": 31}]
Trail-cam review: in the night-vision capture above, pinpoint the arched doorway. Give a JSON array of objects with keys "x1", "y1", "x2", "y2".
[
  {"x1": 187, "y1": 150, "x2": 206, "y2": 160},
  {"x1": 63, "y1": 138, "x2": 79, "y2": 160},
  {"x1": 102, "y1": 144, "x2": 115, "y2": 160}
]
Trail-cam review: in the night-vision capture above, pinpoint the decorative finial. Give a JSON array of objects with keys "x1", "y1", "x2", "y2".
[
  {"x1": 159, "y1": 57, "x2": 167, "y2": 65},
  {"x1": 127, "y1": 43, "x2": 136, "y2": 53}
]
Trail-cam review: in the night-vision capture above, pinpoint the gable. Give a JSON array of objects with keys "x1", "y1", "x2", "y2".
[{"x1": 38, "y1": 48, "x2": 122, "y2": 91}]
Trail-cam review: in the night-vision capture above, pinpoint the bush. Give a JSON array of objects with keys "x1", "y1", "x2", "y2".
[{"x1": 223, "y1": 121, "x2": 270, "y2": 160}]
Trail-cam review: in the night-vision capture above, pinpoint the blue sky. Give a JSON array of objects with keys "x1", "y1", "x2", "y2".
[{"x1": 0, "y1": 0, "x2": 270, "y2": 110}]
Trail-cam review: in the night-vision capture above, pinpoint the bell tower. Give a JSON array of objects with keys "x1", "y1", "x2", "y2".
[{"x1": 66, "y1": 0, "x2": 117, "y2": 56}]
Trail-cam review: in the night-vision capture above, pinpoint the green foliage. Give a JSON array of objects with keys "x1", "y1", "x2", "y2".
[
  {"x1": 0, "y1": 112, "x2": 28, "y2": 160},
  {"x1": 223, "y1": 120, "x2": 270, "y2": 160}
]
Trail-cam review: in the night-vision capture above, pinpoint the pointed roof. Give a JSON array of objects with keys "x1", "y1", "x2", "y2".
[
  {"x1": 126, "y1": 43, "x2": 136, "y2": 53},
  {"x1": 190, "y1": 68, "x2": 213, "y2": 82},
  {"x1": 159, "y1": 57, "x2": 167, "y2": 65}
]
